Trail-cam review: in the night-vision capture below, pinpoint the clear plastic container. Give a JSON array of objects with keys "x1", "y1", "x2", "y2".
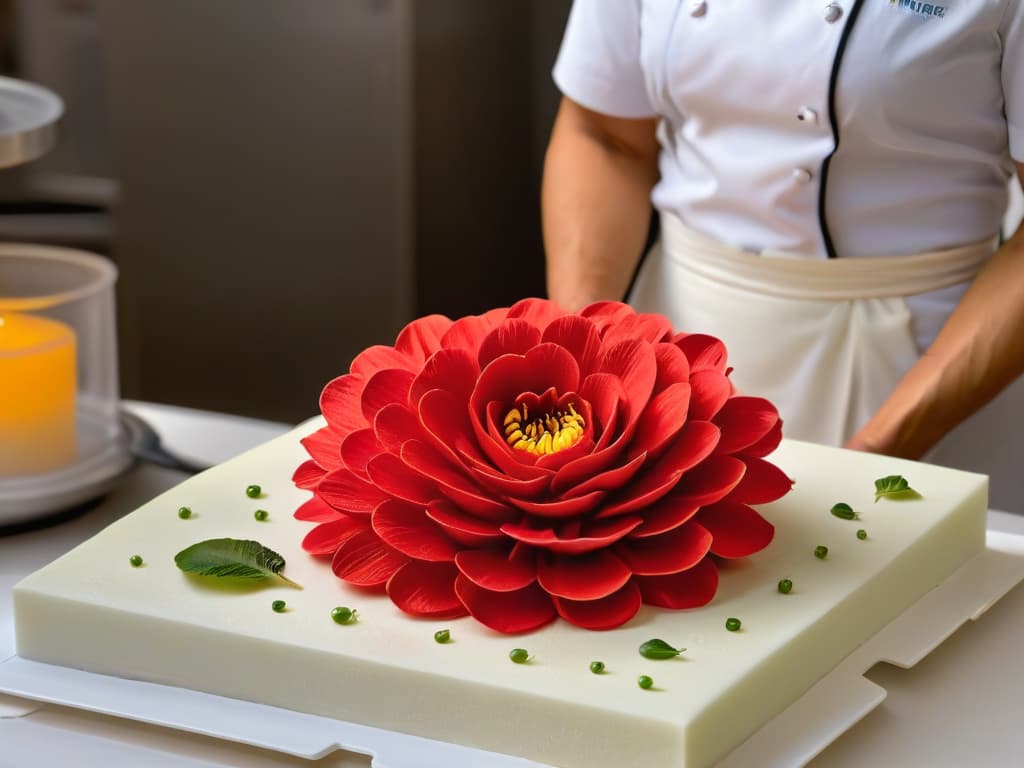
[{"x1": 0, "y1": 244, "x2": 132, "y2": 525}]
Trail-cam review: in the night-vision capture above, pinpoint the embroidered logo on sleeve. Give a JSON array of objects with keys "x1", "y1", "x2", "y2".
[{"x1": 888, "y1": 0, "x2": 948, "y2": 17}]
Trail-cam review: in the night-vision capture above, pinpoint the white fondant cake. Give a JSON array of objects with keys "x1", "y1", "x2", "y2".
[{"x1": 13, "y1": 419, "x2": 986, "y2": 768}]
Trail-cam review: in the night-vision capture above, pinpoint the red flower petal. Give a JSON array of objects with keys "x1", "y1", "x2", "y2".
[
  {"x1": 653, "y1": 342, "x2": 691, "y2": 394},
  {"x1": 300, "y1": 425, "x2": 344, "y2": 471},
  {"x1": 630, "y1": 381, "x2": 691, "y2": 460},
  {"x1": 349, "y1": 345, "x2": 418, "y2": 378},
  {"x1": 395, "y1": 314, "x2": 454, "y2": 361},
  {"x1": 318, "y1": 467, "x2": 391, "y2": 515},
  {"x1": 729, "y1": 456, "x2": 793, "y2": 505},
  {"x1": 478, "y1": 319, "x2": 543, "y2": 370},
  {"x1": 688, "y1": 369, "x2": 732, "y2": 421},
  {"x1": 387, "y1": 560, "x2": 467, "y2": 618},
  {"x1": 454, "y1": 547, "x2": 537, "y2": 592},
  {"x1": 320, "y1": 374, "x2": 368, "y2": 433},
  {"x1": 293, "y1": 459, "x2": 326, "y2": 490},
  {"x1": 466, "y1": 457, "x2": 552, "y2": 499},
  {"x1": 615, "y1": 522, "x2": 713, "y2": 576},
  {"x1": 742, "y1": 420, "x2": 783, "y2": 458},
  {"x1": 302, "y1": 516, "x2": 368, "y2": 556},
  {"x1": 637, "y1": 557, "x2": 719, "y2": 609},
  {"x1": 509, "y1": 490, "x2": 606, "y2": 519},
  {"x1": 454, "y1": 576, "x2": 557, "y2": 634},
  {"x1": 579, "y1": 372, "x2": 626, "y2": 451},
  {"x1": 700, "y1": 500, "x2": 775, "y2": 558},
  {"x1": 600, "y1": 312, "x2": 673, "y2": 347},
  {"x1": 580, "y1": 301, "x2": 637, "y2": 333},
  {"x1": 441, "y1": 312, "x2": 505, "y2": 351},
  {"x1": 419, "y1": 388, "x2": 491, "y2": 468},
  {"x1": 361, "y1": 368, "x2": 415, "y2": 423},
  {"x1": 553, "y1": 580, "x2": 641, "y2": 630},
  {"x1": 470, "y1": 343, "x2": 581, "y2": 422},
  {"x1": 713, "y1": 397, "x2": 781, "y2": 456},
  {"x1": 673, "y1": 454, "x2": 747, "y2": 507},
  {"x1": 535, "y1": 551, "x2": 632, "y2": 600},
  {"x1": 597, "y1": 339, "x2": 657, "y2": 427},
  {"x1": 409, "y1": 347, "x2": 479, "y2": 409},
  {"x1": 400, "y1": 440, "x2": 514, "y2": 522},
  {"x1": 372, "y1": 498, "x2": 459, "y2": 561},
  {"x1": 340, "y1": 428, "x2": 384, "y2": 480},
  {"x1": 561, "y1": 451, "x2": 646, "y2": 498},
  {"x1": 500, "y1": 516, "x2": 642, "y2": 555},
  {"x1": 373, "y1": 403, "x2": 422, "y2": 452},
  {"x1": 366, "y1": 452, "x2": 439, "y2": 506},
  {"x1": 505, "y1": 297, "x2": 566, "y2": 330},
  {"x1": 425, "y1": 500, "x2": 504, "y2": 547},
  {"x1": 294, "y1": 495, "x2": 342, "y2": 522},
  {"x1": 674, "y1": 333, "x2": 728, "y2": 373},
  {"x1": 596, "y1": 420, "x2": 721, "y2": 518},
  {"x1": 332, "y1": 529, "x2": 409, "y2": 586},
  {"x1": 541, "y1": 314, "x2": 602, "y2": 377},
  {"x1": 628, "y1": 495, "x2": 701, "y2": 538}
]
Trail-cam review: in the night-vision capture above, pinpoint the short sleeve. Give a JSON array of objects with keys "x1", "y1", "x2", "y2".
[
  {"x1": 552, "y1": 0, "x2": 656, "y2": 119},
  {"x1": 1003, "y1": 1, "x2": 1024, "y2": 161}
]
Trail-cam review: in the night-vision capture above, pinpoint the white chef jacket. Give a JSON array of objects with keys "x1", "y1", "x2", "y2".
[
  {"x1": 552, "y1": 1, "x2": 1024, "y2": 512},
  {"x1": 553, "y1": 0, "x2": 1024, "y2": 350}
]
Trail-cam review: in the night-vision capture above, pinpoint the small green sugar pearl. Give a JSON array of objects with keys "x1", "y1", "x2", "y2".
[
  {"x1": 272, "y1": 600, "x2": 287, "y2": 613},
  {"x1": 814, "y1": 545, "x2": 829, "y2": 559},
  {"x1": 590, "y1": 661, "x2": 605, "y2": 674},
  {"x1": 434, "y1": 629, "x2": 451, "y2": 644},
  {"x1": 857, "y1": 529, "x2": 868, "y2": 540},
  {"x1": 129, "y1": 555, "x2": 143, "y2": 568},
  {"x1": 509, "y1": 648, "x2": 530, "y2": 664},
  {"x1": 177, "y1": 506, "x2": 192, "y2": 519},
  {"x1": 778, "y1": 578, "x2": 793, "y2": 594},
  {"x1": 726, "y1": 617, "x2": 742, "y2": 632},
  {"x1": 331, "y1": 606, "x2": 356, "y2": 625},
  {"x1": 254, "y1": 509, "x2": 269, "y2": 522},
  {"x1": 246, "y1": 484, "x2": 262, "y2": 499},
  {"x1": 637, "y1": 675, "x2": 654, "y2": 690}
]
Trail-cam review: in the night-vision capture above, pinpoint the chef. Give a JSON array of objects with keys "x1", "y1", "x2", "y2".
[{"x1": 543, "y1": 0, "x2": 1024, "y2": 485}]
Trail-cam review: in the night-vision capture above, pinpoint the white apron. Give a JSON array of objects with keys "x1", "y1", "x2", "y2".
[{"x1": 628, "y1": 212, "x2": 1024, "y2": 511}]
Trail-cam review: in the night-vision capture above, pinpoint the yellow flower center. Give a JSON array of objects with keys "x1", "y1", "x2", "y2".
[{"x1": 504, "y1": 401, "x2": 586, "y2": 456}]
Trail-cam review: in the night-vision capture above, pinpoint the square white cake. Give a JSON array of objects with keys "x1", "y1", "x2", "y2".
[{"x1": 12, "y1": 420, "x2": 986, "y2": 768}]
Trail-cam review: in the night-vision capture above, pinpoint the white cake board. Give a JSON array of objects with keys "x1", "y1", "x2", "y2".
[{"x1": 2, "y1": 530, "x2": 1023, "y2": 768}]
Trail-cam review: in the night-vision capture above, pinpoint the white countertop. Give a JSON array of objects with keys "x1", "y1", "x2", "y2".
[{"x1": 1, "y1": 402, "x2": 1022, "y2": 768}]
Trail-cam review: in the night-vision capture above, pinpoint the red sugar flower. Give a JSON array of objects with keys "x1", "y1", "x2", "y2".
[{"x1": 294, "y1": 299, "x2": 791, "y2": 633}]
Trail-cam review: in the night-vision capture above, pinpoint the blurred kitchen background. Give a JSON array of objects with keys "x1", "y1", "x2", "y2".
[
  {"x1": 2, "y1": 0, "x2": 1022, "y2": 428},
  {"x1": 0, "y1": 0, "x2": 572, "y2": 423}
]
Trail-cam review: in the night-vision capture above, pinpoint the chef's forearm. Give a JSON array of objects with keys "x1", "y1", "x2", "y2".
[
  {"x1": 542, "y1": 97, "x2": 659, "y2": 312},
  {"x1": 851, "y1": 223, "x2": 1024, "y2": 459}
]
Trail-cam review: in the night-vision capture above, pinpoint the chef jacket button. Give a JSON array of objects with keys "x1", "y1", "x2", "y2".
[
  {"x1": 792, "y1": 168, "x2": 813, "y2": 184},
  {"x1": 798, "y1": 107, "x2": 819, "y2": 124},
  {"x1": 690, "y1": 0, "x2": 708, "y2": 17},
  {"x1": 824, "y1": 3, "x2": 843, "y2": 22}
]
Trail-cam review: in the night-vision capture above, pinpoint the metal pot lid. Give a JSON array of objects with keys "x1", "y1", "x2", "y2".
[{"x1": 0, "y1": 75, "x2": 63, "y2": 170}]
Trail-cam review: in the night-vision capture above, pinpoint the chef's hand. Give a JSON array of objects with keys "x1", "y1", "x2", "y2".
[{"x1": 845, "y1": 164, "x2": 1024, "y2": 459}]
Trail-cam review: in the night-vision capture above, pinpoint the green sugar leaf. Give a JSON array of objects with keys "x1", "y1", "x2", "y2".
[
  {"x1": 174, "y1": 538, "x2": 302, "y2": 589},
  {"x1": 874, "y1": 475, "x2": 922, "y2": 503},
  {"x1": 639, "y1": 638, "x2": 686, "y2": 660},
  {"x1": 830, "y1": 502, "x2": 857, "y2": 520}
]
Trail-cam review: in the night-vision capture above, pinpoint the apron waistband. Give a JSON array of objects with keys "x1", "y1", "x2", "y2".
[{"x1": 659, "y1": 211, "x2": 996, "y2": 301}]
